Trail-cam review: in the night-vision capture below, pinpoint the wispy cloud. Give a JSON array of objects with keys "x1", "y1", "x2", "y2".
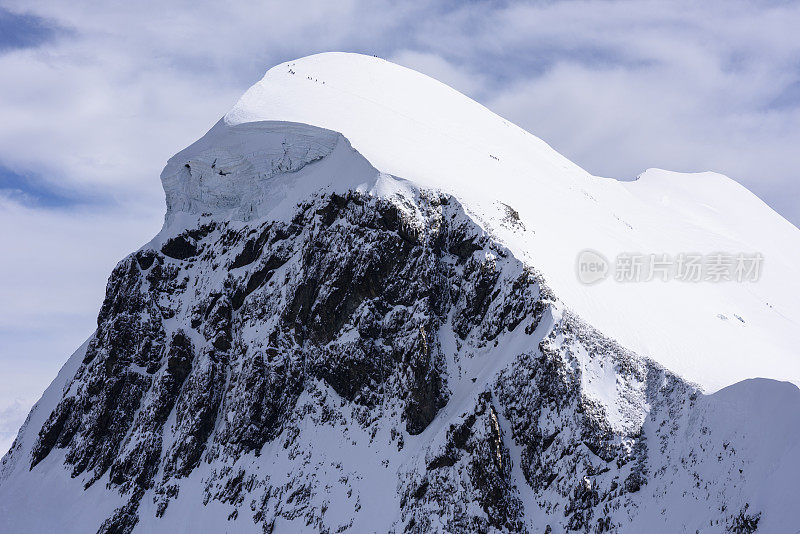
[{"x1": 0, "y1": 164, "x2": 109, "y2": 207}]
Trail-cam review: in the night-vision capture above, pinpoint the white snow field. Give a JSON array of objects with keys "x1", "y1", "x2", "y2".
[{"x1": 227, "y1": 52, "x2": 800, "y2": 392}]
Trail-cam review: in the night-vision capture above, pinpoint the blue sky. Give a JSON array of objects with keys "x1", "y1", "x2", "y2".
[
  {"x1": 1, "y1": 0, "x2": 799, "y2": 451},
  {"x1": 0, "y1": 7, "x2": 62, "y2": 51}
]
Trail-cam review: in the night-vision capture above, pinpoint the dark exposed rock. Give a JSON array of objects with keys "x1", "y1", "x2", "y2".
[
  {"x1": 135, "y1": 250, "x2": 156, "y2": 271},
  {"x1": 108, "y1": 331, "x2": 194, "y2": 492},
  {"x1": 30, "y1": 396, "x2": 76, "y2": 469},
  {"x1": 96, "y1": 489, "x2": 144, "y2": 534},
  {"x1": 161, "y1": 235, "x2": 197, "y2": 260},
  {"x1": 231, "y1": 253, "x2": 288, "y2": 310},
  {"x1": 400, "y1": 393, "x2": 526, "y2": 533},
  {"x1": 28, "y1": 189, "x2": 552, "y2": 531},
  {"x1": 729, "y1": 505, "x2": 761, "y2": 534},
  {"x1": 22, "y1": 188, "x2": 738, "y2": 533}
]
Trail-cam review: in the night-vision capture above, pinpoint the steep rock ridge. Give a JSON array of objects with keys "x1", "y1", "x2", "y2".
[{"x1": 4, "y1": 166, "x2": 549, "y2": 531}]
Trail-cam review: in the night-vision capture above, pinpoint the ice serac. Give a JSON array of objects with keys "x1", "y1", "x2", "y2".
[
  {"x1": 1, "y1": 53, "x2": 799, "y2": 533},
  {"x1": 160, "y1": 119, "x2": 378, "y2": 224}
]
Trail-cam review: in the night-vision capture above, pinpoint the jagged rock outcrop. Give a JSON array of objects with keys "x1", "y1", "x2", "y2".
[{"x1": 4, "y1": 175, "x2": 791, "y2": 532}]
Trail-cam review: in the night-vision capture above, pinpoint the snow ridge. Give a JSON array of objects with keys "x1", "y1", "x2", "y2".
[{"x1": 222, "y1": 52, "x2": 800, "y2": 391}]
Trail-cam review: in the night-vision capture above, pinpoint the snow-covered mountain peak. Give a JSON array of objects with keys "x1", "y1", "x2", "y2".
[
  {"x1": 203, "y1": 52, "x2": 800, "y2": 391},
  {"x1": 225, "y1": 52, "x2": 586, "y2": 192},
  {"x1": 3, "y1": 52, "x2": 800, "y2": 534}
]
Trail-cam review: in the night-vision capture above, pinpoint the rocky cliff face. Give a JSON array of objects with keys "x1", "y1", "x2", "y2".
[{"x1": 2, "y1": 122, "x2": 797, "y2": 534}]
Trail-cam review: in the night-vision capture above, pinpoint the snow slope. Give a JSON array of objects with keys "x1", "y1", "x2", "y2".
[{"x1": 224, "y1": 52, "x2": 800, "y2": 391}]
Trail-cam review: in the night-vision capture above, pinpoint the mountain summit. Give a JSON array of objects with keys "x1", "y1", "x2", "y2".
[
  {"x1": 219, "y1": 52, "x2": 800, "y2": 390},
  {"x1": 2, "y1": 52, "x2": 799, "y2": 533}
]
